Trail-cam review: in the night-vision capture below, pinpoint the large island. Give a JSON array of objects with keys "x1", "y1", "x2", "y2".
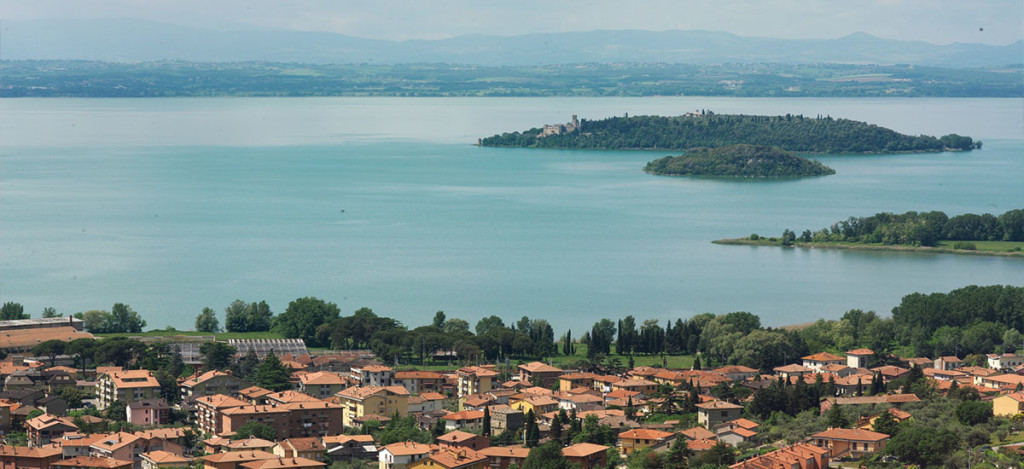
[
  {"x1": 480, "y1": 112, "x2": 980, "y2": 154},
  {"x1": 644, "y1": 144, "x2": 835, "y2": 178}
]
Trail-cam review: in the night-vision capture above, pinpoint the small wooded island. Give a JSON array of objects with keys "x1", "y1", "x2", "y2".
[
  {"x1": 644, "y1": 144, "x2": 835, "y2": 178},
  {"x1": 480, "y1": 111, "x2": 981, "y2": 154}
]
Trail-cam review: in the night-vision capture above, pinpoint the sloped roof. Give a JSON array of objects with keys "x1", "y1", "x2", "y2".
[
  {"x1": 802, "y1": 352, "x2": 844, "y2": 362},
  {"x1": 811, "y1": 428, "x2": 889, "y2": 442},
  {"x1": 617, "y1": 428, "x2": 673, "y2": 440},
  {"x1": 562, "y1": 443, "x2": 609, "y2": 457},
  {"x1": 518, "y1": 362, "x2": 562, "y2": 373}
]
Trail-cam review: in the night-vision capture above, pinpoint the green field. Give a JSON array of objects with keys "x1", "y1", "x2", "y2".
[
  {"x1": 97, "y1": 330, "x2": 286, "y2": 340},
  {"x1": 548, "y1": 342, "x2": 695, "y2": 370}
]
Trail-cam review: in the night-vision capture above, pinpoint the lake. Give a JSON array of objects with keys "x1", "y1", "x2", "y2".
[{"x1": 1, "y1": 97, "x2": 1022, "y2": 332}]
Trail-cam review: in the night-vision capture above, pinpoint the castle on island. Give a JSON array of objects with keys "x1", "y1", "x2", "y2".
[{"x1": 539, "y1": 114, "x2": 580, "y2": 137}]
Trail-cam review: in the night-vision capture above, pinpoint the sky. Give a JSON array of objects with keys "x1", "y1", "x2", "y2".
[{"x1": 1, "y1": 0, "x2": 1022, "y2": 45}]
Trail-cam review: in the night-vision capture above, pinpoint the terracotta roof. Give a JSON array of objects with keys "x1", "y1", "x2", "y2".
[
  {"x1": 688, "y1": 439, "x2": 717, "y2": 451},
  {"x1": 91, "y1": 432, "x2": 142, "y2": 452},
  {"x1": 696, "y1": 400, "x2": 743, "y2": 410},
  {"x1": 279, "y1": 438, "x2": 325, "y2": 452},
  {"x1": 562, "y1": 443, "x2": 609, "y2": 457},
  {"x1": 437, "y1": 431, "x2": 481, "y2": 444},
  {"x1": 833, "y1": 394, "x2": 920, "y2": 405},
  {"x1": 181, "y1": 370, "x2": 234, "y2": 387},
  {"x1": 420, "y1": 392, "x2": 447, "y2": 401},
  {"x1": 105, "y1": 369, "x2": 160, "y2": 389},
  {"x1": 336, "y1": 385, "x2": 408, "y2": 400},
  {"x1": 518, "y1": 362, "x2": 562, "y2": 373},
  {"x1": 456, "y1": 366, "x2": 498, "y2": 377},
  {"x1": 299, "y1": 372, "x2": 347, "y2": 385},
  {"x1": 811, "y1": 428, "x2": 889, "y2": 442},
  {"x1": 237, "y1": 386, "x2": 274, "y2": 398},
  {"x1": 714, "y1": 366, "x2": 758, "y2": 374},
  {"x1": 354, "y1": 365, "x2": 393, "y2": 373},
  {"x1": 394, "y1": 371, "x2": 443, "y2": 379},
  {"x1": 719, "y1": 418, "x2": 759, "y2": 430},
  {"x1": 680, "y1": 426, "x2": 716, "y2": 440},
  {"x1": 722, "y1": 427, "x2": 758, "y2": 438},
  {"x1": 0, "y1": 326, "x2": 93, "y2": 350},
  {"x1": 202, "y1": 450, "x2": 278, "y2": 464},
  {"x1": 478, "y1": 446, "x2": 530, "y2": 459},
  {"x1": 228, "y1": 438, "x2": 276, "y2": 450},
  {"x1": 381, "y1": 441, "x2": 434, "y2": 456},
  {"x1": 426, "y1": 448, "x2": 487, "y2": 469},
  {"x1": 241, "y1": 458, "x2": 326, "y2": 469},
  {"x1": 195, "y1": 394, "x2": 249, "y2": 409},
  {"x1": 53, "y1": 456, "x2": 133, "y2": 468},
  {"x1": 27, "y1": 414, "x2": 78, "y2": 431},
  {"x1": 560, "y1": 372, "x2": 599, "y2": 380},
  {"x1": 141, "y1": 450, "x2": 189, "y2": 464},
  {"x1": 443, "y1": 410, "x2": 485, "y2": 421},
  {"x1": 322, "y1": 434, "x2": 375, "y2": 445},
  {"x1": 618, "y1": 428, "x2": 673, "y2": 440},
  {"x1": 0, "y1": 445, "x2": 62, "y2": 458},
  {"x1": 613, "y1": 378, "x2": 657, "y2": 388},
  {"x1": 730, "y1": 444, "x2": 829, "y2": 469},
  {"x1": 999, "y1": 392, "x2": 1024, "y2": 403},
  {"x1": 222, "y1": 405, "x2": 289, "y2": 415},
  {"x1": 134, "y1": 428, "x2": 186, "y2": 440},
  {"x1": 846, "y1": 348, "x2": 875, "y2": 356},
  {"x1": 802, "y1": 352, "x2": 844, "y2": 362},
  {"x1": 266, "y1": 390, "x2": 323, "y2": 403}
]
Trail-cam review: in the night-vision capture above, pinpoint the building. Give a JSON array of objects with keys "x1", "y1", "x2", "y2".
[
  {"x1": 489, "y1": 407, "x2": 523, "y2": 436},
  {"x1": 538, "y1": 115, "x2": 580, "y2": 137},
  {"x1": 407, "y1": 449, "x2": 486, "y2": 469},
  {"x1": 801, "y1": 353, "x2": 845, "y2": 372},
  {"x1": 279, "y1": 400, "x2": 344, "y2": 438},
  {"x1": 0, "y1": 318, "x2": 93, "y2": 353},
  {"x1": 979, "y1": 373, "x2": 1024, "y2": 390},
  {"x1": 26, "y1": 414, "x2": 78, "y2": 447},
  {"x1": 393, "y1": 371, "x2": 445, "y2": 395},
  {"x1": 127, "y1": 399, "x2": 170, "y2": 427},
  {"x1": 201, "y1": 450, "x2": 278, "y2": 469},
  {"x1": 618, "y1": 429, "x2": 673, "y2": 455},
  {"x1": 729, "y1": 443, "x2": 829, "y2": 469},
  {"x1": 477, "y1": 446, "x2": 529, "y2": 469},
  {"x1": 378, "y1": 442, "x2": 434, "y2": 469},
  {"x1": 220, "y1": 405, "x2": 290, "y2": 438},
  {"x1": 53, "y1": 456, "x2": 133, "y2": 469},
  {"x1": 351, "y1": 365, "x2": 394, "y2": 387},
  {"x1": 610, "y1": 378, "x2": 658, "y2": 396},
  {"x1": 273, "y1": 438, "x2": 326, "y2": 462},
  {"x1": 558, "y1": 373, "x2": 598, "y2": 393},
  {"x1": 97, "y1": 370, "x2": 161, "y2": 410},
  {"x1": 988, "y1": 353, "x2": 1024, "y2": 370},
  {"x1": 809, "y1": 428, "x2": 889, "y2": 459},
  {"x1": 714, "y1": 366, "x2": 758, "y2": 382},
  {"x1": 89, "y1": 432, "x2": 146, "y2": 464},
  {"x1": 934, "y1": 356, "x2": 963, "y2": 370},
  {"x1": 180, "y1": 371, "x2": 251, "y2": 403},
  {"x1": 442, "y1": 410, "x2": 485, "y2": 432},
  {"x1": 336, "y1": 386, "x2": 410, "y2": 428},
  {"x1": 773, "y1": 365, "x2": 813, "y2": 380},
  {"x1": 240, "y1": 457, "x2": 325, "y2": 469},
  {"x1": 323, "y1": 435, "x2": 377, "y2": 462},
  {"x1": 455, "y1": 367, "x2": 497, "y2": 398},
  {"x1": 140, "y1": 451, "x2": 189, "y2": 469},
  {"x1": 226, "y1": 439, "x2": 276, "y2": 453},
  {"x1": 297, "y1": 372, "x2": 349, "y2": 399},
  {"x1": 696, "y1": 401, "x2": 743, "y2": 429},
  {"x1": 845, "y1": 349, "x2": 875, "y2": 369},
  {"x1": 561, "y1": 443, "x2": 608, "y2": 469},
  {"x1": 517, "y1": 362, "x2": 562, "y2": 388},
  {"x1": 408, "y1": 393, "x2": 446, "y2": 414},
  {"x1": 0, "y1": 445, "x2": 70, "y2": 469},
  {"x1": 994, "y1": 392, "x2": 1024, "y2": 417},
  {"x1": 194, "y1": 394, "x2": 250, "y2": 436},
  {"x1": 510, "y1": 395, "x2": 558, "y2": 416},
  {"x1": 436, "y1": 431, "x2": 489, "y2": 451}
]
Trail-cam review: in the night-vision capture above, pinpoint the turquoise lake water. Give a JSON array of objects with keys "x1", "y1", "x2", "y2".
[{"x1": 1, "y1": 97, "x2": 1022, "y2": 331}]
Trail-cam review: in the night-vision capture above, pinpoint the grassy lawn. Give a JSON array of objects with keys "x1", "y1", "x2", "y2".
[
  {"x1": 935, "y1": 240, "x2": 1024, "y2": 253},
  {"x1": 548, "y1": 342, "x2": 694, "y2": 370}
]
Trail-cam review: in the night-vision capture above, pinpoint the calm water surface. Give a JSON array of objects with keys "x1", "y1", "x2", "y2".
[{"x1": 1, "y1": 97, "x2": 1022, "y2": 331}]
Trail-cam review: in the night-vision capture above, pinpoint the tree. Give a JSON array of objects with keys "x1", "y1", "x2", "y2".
[
  {"x1": 482, "y1": 406, "x2": 491, "y2": 437},
  {"x1": 955, "y1": 400, "x2": 993, "y2": 426},
  {"x1": 247, "y1": 301, "x2": 274, "y2": 332},
  {"x1": 252, "y1": 353, "x2": 292, "y2": 392},
  {"x1": 32, "y1": 340, "x2": 67, "y2": 367},
  {"x1": 432, "y1": 311, "x2": 446, "y2": 329},
  {"x1": 42, "y1": 307, "x2": 59, "y2": 318},
  {"x1": 194, "y1": 307, "x2": 221, "y2": 333},
  {"x1": 885, "y1": 424, "x2": 959, "y2": 467},
  {"x1": 664, "y1": 437, "x2": 692, "y2": 469},
  {"x1": 67, "y1": 338, "x2": 98, "y2": 377},
  {"x1": 105, "y1": 400, "x2": 127, "y2": 422},
  {"x1": 825, "y1": 404, "x2": 849, "y2": 428},
  {"x1": 199, "y1": 342, "x2": 236, "y2": 371},
  {"x1": 524, "y1": 410, "x2": 539, "y2": 448},
  {"x1": 692, "y1": 441, "x2": 735, "y2": 467},
  {"x1": 273, "y1": 297, "x2": 340, "y2": 347},
  {"x1": 522, "y1": 442, "x2": 571, "y2": 469},
  {"x1": 81, "y1": 310, "x2": 112, "y2": 333},
  {"x1": 231, "y1": 422, "x2": 278, "y2": 441},
  {"x1": 225, "y1": 300, "x2": 250, "y2": 332},
  {"x1": 781, "y1": 229, "x2": 796, "y2": 246},
  {"x1": 0, "y1": 302, "x2": 28, "y2": 320},
  {"x1": 109, "y1": 303, "x2": 146, "y2": 333},
  {"x1": 871, "y1": 410, "x2": 900, "y2": 437},
  {"x1": 155, "y1": 370, "x2": 181, "y2": 405}
]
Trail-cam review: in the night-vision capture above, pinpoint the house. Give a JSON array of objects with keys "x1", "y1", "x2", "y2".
[
  {"x1": 994, "y1": 392, "x2": 1024, "y2": 417},
  {"x1": 988, "y1": 354, "x2": 1024, "y2": 371},
  {"x1": 436, "y1": 431, "x2": 489, "y2": 451},
  {"x1": 378, "y1": 441, "x2": 435, "y2": 469},
  {"x1": 773, "y1": 364, "x2": 813, "y2": 380},
  {"x1": 127, "y1": 399, "x2": 170, "y2": 427},
  {"x1": 477, "y1": 446, "x2": 529, "y2": 469},
  {"x1": 226, "y1": 438, "x2": 276, "y2": 453},
  {"x1": 517, "y1": 362, "x2": 563, "y2": 388},
  {"x1": 489, "y1": 407, "x2": 523, "y2": 436},
  {"x1": 728, "y1": 443, "x2": 829, "y2": 469},
  {"x1": 201, "y1": 450, "x2": 278, "y2": 469},
  {"x1": 714, "y1": 366, "x2": 758, "y2": 382},
  {"x1": 407, "y1": 448, "x2": 486, "y2": 469},
  {"x1": 979, "y1": 374, "x2": 1024, "y2": 390},
  {"x1": 717, "y1": 427, "x2": 757, "y2": 446},
  {"x1": 809, "y1": 428, "x2": 889, "y2": 459},
  {"x1": 802, "y1": 353, "x2": 845, "y2": 372},
  {"x1": 274, "y1": 438, "x2": 327, "y2": 462},
  {"x1": 0, "y1": 445, "x2": 63, "y2": 469},
  {"x1": 336, "y1": 386, "x2": 410, "y2": 428},
  {"x1": 510, "y1": 395, "x2": 558, "y2": 416},
  {"x1": 297, "y1": 372, "x2": 349, "y2": 399},
  {"x1": 235, "y1": 386, "x2": 274, "y2": 405},
  {"x1": 140, "y1": 451, "x2": 189, "y2": 469},
  {"x1": 408, "y1": 393, "x2": 446, "y2": 414},
  {"x1": 220, "y1": 405, "x2": 290, "y2": 439},
  {"x1": 240, "y1": 458, "x2": 325, "y2": 469},
  {"x1": 611, "y1": 378, "x2": 658, "y2": 396},
  {"x1": 322, "y1": 435, "x2": 377, "y2": 462},
  {"x1": 459, "y1": 395, "x2": 495, "y2": 412},
  {"x1": 89, "y1": 432, "x2": 146, "y2": 464},
  {"x1": 35, "y1": 396, "x2": 67, "y2": 417},
  {"x1": 696, "y1": 401, "x2": 743, "y2": 429},
  {"x1": 679, "y1": 426, "x2": 716, "y2": 441},
  {"x1": 26, "y1": 413, "x2": 78, "y2": 447},
  {"x1": 561, "y1": 443, "x2": 608, "y2": 469},
  {"x1": 558, "y1": 373, "x2": 598, "y2": 393},
  {"x1": 869, "y1": 365, "x2": 909, "y2": 382},
  {"x1": 393, "y1": 371, "x2": 445, "y2": 395},
  {"x1": 819, "y1": 394, "x2": 920, "y2": 413},
  {"x1": 442, "y1": 410, "x2": 485, "y2": 432},
  {"x1": 97, "y1": 370, "x2": 162, "y2": 410},
  {"x1": 180, "y1": 371, "x2": 251, "y2": 403},
  {"x1": 455, "y1": 367, "x2": 497, "y2": 398},
  {"x1": 845, "y1": 349, "x2": 875, "y2": 369},
  {"x1": 617, "y1": 429, "x2": 674, "y2": 455},
  {"x1": 53, "y1": 433, "x2": 111, "y2": 459},
  {"x1": 855, "y1": 408, "x2": 911, "y2": 430},
  {"x1": 934, "y1": 356, "x2": 963, "y2": 371},
  {"x1": 350, "y1": 365, "x2": 394, "y2": 387},
  {"x1": 280, "y1": 400, "x2": 344, "y2": 438},
  {"x1": 557, "y1": 393, "x2": 604, "y2": 412}
]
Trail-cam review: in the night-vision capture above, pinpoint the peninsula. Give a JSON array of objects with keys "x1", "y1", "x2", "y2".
[
  {"x1": 480, "y1": 112, "x2": 980, "y2": 154},
  {"x1": 644, "y1": 144, "x2": 835, "y2": 178}
]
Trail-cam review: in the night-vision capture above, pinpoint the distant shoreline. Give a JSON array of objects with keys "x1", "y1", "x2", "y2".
[{"x1": 713, "y1": 238, "x2": 1024, "y2": 258}]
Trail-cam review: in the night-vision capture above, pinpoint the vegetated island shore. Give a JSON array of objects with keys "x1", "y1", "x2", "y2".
[
  {"x1": 643, "y1": 144, "x2": 835, "y2": 178},
  {"x1": 713, "y1": 237, "x2": 1024, "y2": 258}
]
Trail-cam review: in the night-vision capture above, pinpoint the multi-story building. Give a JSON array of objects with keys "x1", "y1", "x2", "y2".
[
  {"x1": 298, "y1": 372, "x2": 349, "y2": 399},
  {"x1": 194, "y1": 394, "x2": 249, "y2": 436},
  {"x1": 26, "y1": 414, "x2": 78, "y2": 447},
  {"x1": 696, "y1": 400, "x2": 743, "y2": 429},
  {"x1": 809, "y1": 428, "x2": 889, "y2": 459},
  {"x1": 617, "y1": 429, "x2": 674, "y2": 456},
  {"x1": 516, "y1": 362, "x2": 562, "y2": 388},
  {"x1": 0, "y1": 445, "x2": 63, "y2": 469},
  {"x1": 378, "y1": 442, "x2": 434, "y2": 469},
  {"x1": 280, "y1": 401, "x2": 344, "y2": 438},
  {"x1": 180, "y1": 371, "x2": 251, "y2": 403},
  {"x1": 336, "y1": 386, "x2": 409, "y2": 429},
  {"x1": 97, "y1": 370, "x2": 161, "y2": 410},
  {"x1": 392, "y1": 371, "x2": 445, "y2": 394},
  {"x1": 561, "y1": 443, "x2": 608, "y2": 469},
  {"x1": 455, "y1": 367, "x2": 497, "y2": 398},
  {"x1": 273, "y1": 438, "x2": 326, "y2": 462},
  {"x1": 350, "y1": 365, "x2": 394, "y2": 387},
  {"x1": 220, "y1": 406, "x2": 290, "y2": 439}
]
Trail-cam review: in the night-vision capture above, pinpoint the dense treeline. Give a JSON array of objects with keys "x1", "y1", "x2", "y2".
[
  {"x1": 481, "y1": 113, "x2": 980, "y2": 154},
  {"x1": 892, "y1": 285, "x2": 1024, "y2": 357},
  {"x1": 770, "y1": 209, "x2": 1024, "y2": 247},
  {"x1": 644, "y1": 144, "x2": 835, "y2": 178}
]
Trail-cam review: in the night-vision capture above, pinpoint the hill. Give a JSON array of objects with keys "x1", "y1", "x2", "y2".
[
  {"x1": 3, "y1": 20, "x2": 1021, "y2": 67},
  {"x1": 644, "y1": 145, "x2": 835, "y2": 178},
  {"x1": 480, "y1": 113, "x2": 979, "y2": 154}
]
